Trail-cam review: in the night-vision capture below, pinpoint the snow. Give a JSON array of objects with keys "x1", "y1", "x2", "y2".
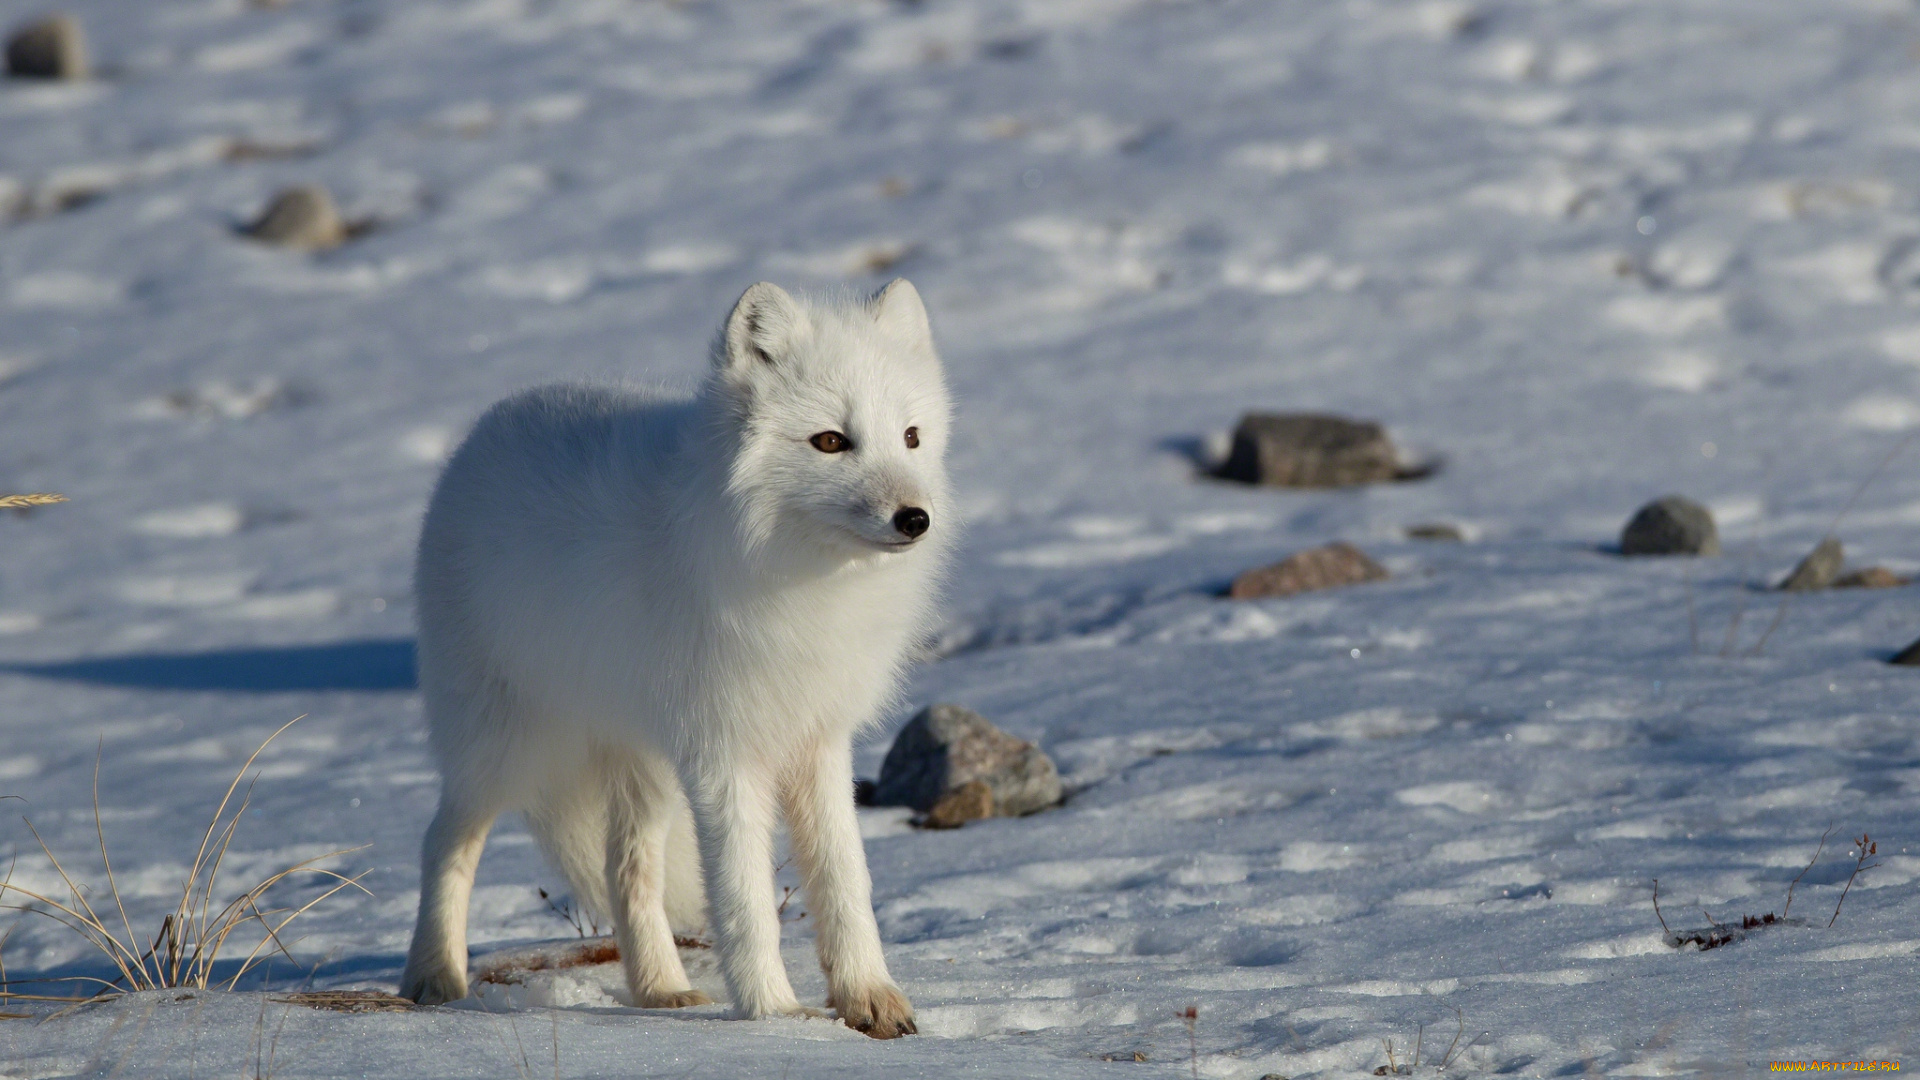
[{"x1": 1, "y1": 0, "x2": 1918, "y2": 1074}]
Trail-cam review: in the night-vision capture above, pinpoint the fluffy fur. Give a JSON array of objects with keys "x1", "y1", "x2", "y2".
[{"x1": 398, "y1": 280, "x2": 950, "y2": 1039}]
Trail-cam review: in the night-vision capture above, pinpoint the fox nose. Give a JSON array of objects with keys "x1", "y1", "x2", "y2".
[{"x1": 892, "y1": 507, "x2": 930, "y2": 539}]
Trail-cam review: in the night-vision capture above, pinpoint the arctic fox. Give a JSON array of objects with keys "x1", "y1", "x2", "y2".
[{"x1": 399, "y1": 280, "x2": 949, "y2": 1039}]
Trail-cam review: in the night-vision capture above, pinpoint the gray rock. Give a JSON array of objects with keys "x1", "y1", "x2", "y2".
[
  {"x1": 246, "y1": 185, "x2": 346, "y2": 251},
  {"x1": 1780, "y1": 537, "x2": 1843, "y2": 591},
  {"x1": 1620, "y1": 496, "x2": 1719, "y2": 556},
  {"x1": 6, "y1": 14, "x2": 87, "y2": 80},
  {"x1": 873, "y1": 704, "x2": 1062, "y2": 817},
  {"x1": 1405, "y1": 522, "x2": 1464, "y2": 542},
  {"x1": 1216, "y1": 413, "x2": 1402, "y2": 488},
  {"x1": 1229, "y1": 541, "x2": 1388, "y2": 599}
]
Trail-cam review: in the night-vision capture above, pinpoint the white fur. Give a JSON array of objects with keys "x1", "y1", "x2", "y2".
[{"x1": 399, "y1": 280, "x2": 949, "y2": 1037}]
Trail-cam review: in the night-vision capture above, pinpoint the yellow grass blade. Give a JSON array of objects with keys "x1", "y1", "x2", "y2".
[
  {"x1": 0, "y1": 494, "x2": 66, "y2": 509},
  {"x1": 2, "y1": 714, "x2": 364, "y2": 997},
  {"x1": 177, "y1": 716, "x2": 303, "y2": 982},
  {"x1": 194, "y1": 781, "x2": 257, "y2": 978},
  {"x1": 17, "y1": 819, "x2": 147, "y2": 988},
  {"x1": 209, "y1": 850, "x2": 370, "y2": 987},
  {"x1": 91, "y1": 742, "x2": 149, "y2": 989},
  {"x1": 179, "y1": 717, "x2": 304, "y2": 936},
  {"x1": 223, "y1": 869, "x2": 370, "y2": 990}
]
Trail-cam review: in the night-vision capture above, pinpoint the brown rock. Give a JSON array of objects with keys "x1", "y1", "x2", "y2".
[
  {"x1": 6, "y1": 15, "x2": 87, "y2": 80},
  {"x1": 1780, "y1": 537, "x2": 1843, "y2": 591},
  {"x1": 1835, "y1": 566, "x2": 1910, "y2": 589},
  {"x1": 1216, "y1": 413, "x2": 1402, "y2": 488},
  {"x1": 917, "y1": 780, "x2": 993, "y2": 829},
  {"x1": 1229, "y1": 541, "x2": 1388, "y2": 599},
  {"x1": 246, "y1": 185, "x2": 346, "y2": 251},
  {"x1": 872, "y1": 704, "x2": 1062, "y2": 816}
]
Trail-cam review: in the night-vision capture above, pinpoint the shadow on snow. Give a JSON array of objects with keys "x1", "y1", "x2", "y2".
[
  {"x1": 1, "y1": 638, "x2": 417, "y2": 692},
  {"x1": 0, "y1": 949, "x2": 408, "y2": 1000}
]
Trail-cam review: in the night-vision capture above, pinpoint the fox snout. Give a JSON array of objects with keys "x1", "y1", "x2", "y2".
[{"x1": 892, "y1": 506, "x2": 930, "y2": 539}]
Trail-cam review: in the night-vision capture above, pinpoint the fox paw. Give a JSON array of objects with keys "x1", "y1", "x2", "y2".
[
  {"x1": 636, "y1": 988, "x2": 713, "y2": 1009},
  {"x1": 830, "y1": 983, "x2": 917, "y2": 1039},
  {"x1": 399, "y1": 961, "x2": 468, "y2": 1006}
]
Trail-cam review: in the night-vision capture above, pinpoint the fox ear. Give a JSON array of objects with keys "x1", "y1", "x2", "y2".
[
  {"x1": 870, "y1": 278, "x2": 931, "y2": 351},
  {"x1": 721, "y1": 282, "x2": 808, "y2": 373}
]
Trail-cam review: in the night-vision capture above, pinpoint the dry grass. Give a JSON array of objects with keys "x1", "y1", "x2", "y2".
[
  {"x1": 1653, "y1": 824, "x2": 1877, "y2": 951},
  {"x1": 272, "y1": 989, "x2": 415, "y2": 1013},
  {"x1": 0, "y1": 716, "x2": 369, "y2": 1004},
  {"x1": 0, "y1": 493, "x2": 66, "y2": 509}
]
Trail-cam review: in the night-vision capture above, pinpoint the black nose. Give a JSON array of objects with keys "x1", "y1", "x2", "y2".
[{"x1": 892, "y1": 507, "x2": 930, "y2": 539}]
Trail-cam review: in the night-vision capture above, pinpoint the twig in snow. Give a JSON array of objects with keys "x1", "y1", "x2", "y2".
[
  {"x1": 1651, "y1": 878, "x2": 1670, "y2": 936},
  {"x1": 1783, "y1": 823, "x2": 1833, "y2": 919},
  {"x1": 537, "y1": 888, "x2": 600, "y2": 939},
  {"x1": 1179, "y1": 1005, "x2": 1198, "y2": 1080},
  {"x1": 1829, "y1": 834, "x2": 1879, "y2": 928},
  {"x1": 1373, "y1": 1039, "x2": 1415, "y2": 1076},
  {"x1": 1437, "y1": 1003, "x2": 1469, "y2": 1069},
  {"x1": 1684, "y1": 563, "x2": 1700, "y2": 655},
  {"x1": 1718, "y1": 552, "x2": 1751, "y2": 659}
]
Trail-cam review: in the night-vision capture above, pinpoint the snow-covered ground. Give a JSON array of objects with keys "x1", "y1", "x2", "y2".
[{"x1": 3, "y1": 0, "x2": 1920, "y2": 1074}]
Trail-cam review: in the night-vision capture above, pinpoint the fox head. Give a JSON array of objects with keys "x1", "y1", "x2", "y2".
[{"x1": 707, "y1": 279, "x2": 952, "y2": 561}]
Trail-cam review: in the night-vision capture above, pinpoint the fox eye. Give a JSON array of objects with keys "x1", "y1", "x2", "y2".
[
  {"x1": 810, "y1": 431, "x2": 849, "y2": 453},
  {"x1": 904, "y1": 426, "x2": 919, "y2": 449}
]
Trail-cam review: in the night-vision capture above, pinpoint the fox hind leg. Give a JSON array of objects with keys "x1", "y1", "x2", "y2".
[{"x1": 401, "y1": 791, "x2": 499, "y2": 1005}]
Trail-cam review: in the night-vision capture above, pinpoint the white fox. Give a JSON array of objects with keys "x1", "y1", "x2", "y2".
[{"x1": 399, "y1": 280, "x2": 949, "y2": 1039}]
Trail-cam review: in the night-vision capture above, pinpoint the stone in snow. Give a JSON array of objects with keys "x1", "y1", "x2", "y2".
[
  {"x1": 5, "y1": 14, "x2": 86, "y2": 80},
  {"x1": 918, "y1": 780, "x2": 994, "y2": 829},
  {"x1": 1779, "y1": 537, "x2": 1842, "y2": 590},
  {"x1": 1216, "y1": 412, "x2": 1403, "y2": 488},
  {"x1": 247, "y1": 185, "x2": 347, "y2": 251},
  {"x1": 1405, "y1": 522, "x2": 1465, "y2": 542},
  {"x1": 872, "y1": 704, "x2": 1062, "y2": 821},
  {"x1": 1836, "y1": 567, "x2": 1909, "y2": 589},
  {"x1": 1891, "y1": 635, "x2": 1920, "y2": 666},
  {"x1": 1620, "y1": 495, "x2": 1719, "y2": 556},
  {"x1": 1229, "y1": 541, "x2": 1388, "y2": 599}
]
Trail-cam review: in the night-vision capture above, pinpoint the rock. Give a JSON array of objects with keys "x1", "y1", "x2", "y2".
[
  {"x1": 1229, "y1": 541, "x2": 1388, "y2": 599},
  {"x1": 246, "y1": 185, "x2": 346, "y2": 251},
  {"x1": 1216, "y1": 412, "x2": 1403, "y2": 488},
  {"x1": 1836, "y1": 566, "x2": 1910, "y2": 589},
  {"x1": 1620, "y1": 496, "x2": 1719, "y2": 556},
  {"x1": 917, "y1": 780, "x2": 993, "y2": 829},
  {"x1": 873, "y1": 704, "x2": 1062, "y2": 817},
  {"x1": 6, "y1": 15, "x2": 86, "y2": 80},
  {"x1": 1405, "y1": 523, "x2": 1464, "y2": 542},
  {"x1": 1892, "y1": 636, "x2": 1920, "y2": 666},
  {"x1": 1779, "y1": 537, "x2": 1843, "y2": 590}
]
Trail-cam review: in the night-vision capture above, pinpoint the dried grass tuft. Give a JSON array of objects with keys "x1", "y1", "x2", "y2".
[
  {"x1": 0, "y1": 493, "x2": 67, "y2": 509},
  {"x1": 0, "y1": 716, "x2": 369, "y2": 1004},
  {"x1": 273, "y1": 989, "x2": 415, "y2": 1013}
]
